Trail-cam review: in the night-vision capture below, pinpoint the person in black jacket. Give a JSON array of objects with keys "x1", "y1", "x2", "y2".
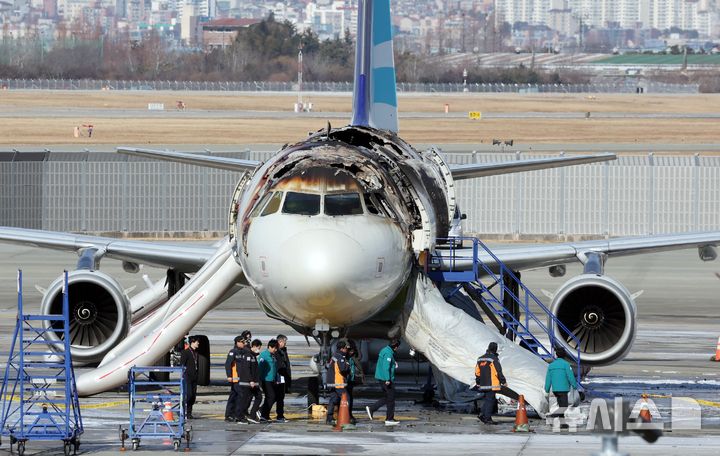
[
  {"x1": 325, "y1": 340, "x2": 350, "y2": 425},
  {"x1": 180, "y1": 336, "x2": 200, "y2": 419},
  {"x1": 274, "y1": 334, "x2": 292, "y2": 423},
  {"x1": 237, "y1": 339, "x2": 263, "y2": 424},
  {"x1": 224, "y1": 336, "x2": 246, "y2": 422}
]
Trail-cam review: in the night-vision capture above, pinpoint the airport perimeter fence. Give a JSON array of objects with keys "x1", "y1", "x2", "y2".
[
  {"x1": 0, "y1": 78, "x2": 699, "y2": 94},
  {"x1": 2, "y1": 150, "x2": 718, "y2": 239}
]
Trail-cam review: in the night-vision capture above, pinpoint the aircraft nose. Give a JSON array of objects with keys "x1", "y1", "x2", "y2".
[
  {"x1": 275, "y1": 229, "x2": 366, "y2": 324},
  {"x1": 282, "y1": 229, "x2": 363, "y2": 289}
]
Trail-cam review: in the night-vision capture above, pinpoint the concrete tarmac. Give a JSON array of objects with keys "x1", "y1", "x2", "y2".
[{"x1": 0, "y1": 244, "x2": 719, "y2": 454}]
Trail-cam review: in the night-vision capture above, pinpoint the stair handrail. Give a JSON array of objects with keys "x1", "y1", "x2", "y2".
[{"x1": 433, "y1": 237, "x2": 583, "y2": 385}]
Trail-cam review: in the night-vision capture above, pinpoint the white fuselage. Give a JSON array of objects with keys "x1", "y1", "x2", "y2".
[
  {"x1": 235, "y1": 162, "x2": 414, "y2": 328},
  {"x1": 242, "y1": 207, "x2": 411, "y2": 327}
]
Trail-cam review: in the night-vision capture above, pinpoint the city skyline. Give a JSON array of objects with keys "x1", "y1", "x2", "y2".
[{"x1": 0, "y1": 0, "x2": 718, "y2": 51}]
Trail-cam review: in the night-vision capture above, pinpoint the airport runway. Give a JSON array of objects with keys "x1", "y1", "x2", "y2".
[{"x1": 0, "y1": 243, "x2": 719, "y2": 454}]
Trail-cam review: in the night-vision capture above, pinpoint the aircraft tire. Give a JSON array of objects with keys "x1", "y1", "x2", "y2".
[
  {"x1": 149, "y1": 352, "x2": 171, "y2": 382},
  {"x1": 195, "y1": 335, "x2": 211, "y2": 386}
]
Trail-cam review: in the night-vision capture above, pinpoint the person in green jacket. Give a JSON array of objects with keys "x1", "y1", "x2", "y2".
[
  {"x1": 366, "y1": 338, "x2": 400, "y2": 426},
  {"x1": 544, "y1": 347, "x2": 578, "y2": 417},
  {"x1": 258, "y1": 339, "x2": 279, "y2": 421}
]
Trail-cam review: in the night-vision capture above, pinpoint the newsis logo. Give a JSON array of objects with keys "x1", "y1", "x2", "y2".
[{"x1": 546, "y1": 395, "x2": 702, "y2": 433}]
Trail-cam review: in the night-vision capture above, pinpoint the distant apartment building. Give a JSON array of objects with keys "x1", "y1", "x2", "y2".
[
  {"x1": 304, "y1": 0, "x2": 356, "y2": 40},
  {"x1": 496, "y1": 0, "x2": 718, "y2": 38}
]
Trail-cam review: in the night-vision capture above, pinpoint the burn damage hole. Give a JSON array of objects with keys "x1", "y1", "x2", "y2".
[
  {"x1": 50, "y1": 282, "x2": 118, "y2": 347},
  {"x1": 329, "y1": 163, "x2": 364, "y2": 176},
  {"x1": 329, "y1": 129, "x2": 376, "y2": 148},
  {"x1": 556, "y1": 285, "x2": 625, "y2": 354}
]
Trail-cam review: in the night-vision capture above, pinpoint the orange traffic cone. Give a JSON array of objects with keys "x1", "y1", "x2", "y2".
[
  {"x1": 334, "y1": 391, "x2": 352, "y2": 431},
  {"x1": 163, "y1": 401, "x2": 174, "y2": 422},
  {"x1": 711, "y1": 336, "x2": 720, "y2": 362},
  {"x1": 513, "y1": 395, "x2": 530, "y2": 432},
  {"x1": 639, "y1": 394, "x2": 652, "y2": 423}
]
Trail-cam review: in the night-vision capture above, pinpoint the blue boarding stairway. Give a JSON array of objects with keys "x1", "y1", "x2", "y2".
[
  {"x1": 428, "y1": 238, "x2": 582, "y2": 385},
  {"x1": 0, "y1": 270, "x2": 83, "y2": 456}
]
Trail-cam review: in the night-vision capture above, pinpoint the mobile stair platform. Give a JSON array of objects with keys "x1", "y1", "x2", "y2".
[{"x1": 0, "y1": 270, "x2": 83, "y2": 456}]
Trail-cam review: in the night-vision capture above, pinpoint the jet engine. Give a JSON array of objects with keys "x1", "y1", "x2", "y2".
[
  {"x1": 41, "y1": 270, "x2": 131, "y2": 364},
  {"x1": 550, "y1": 274, "x2": 636, "y2": 366}
]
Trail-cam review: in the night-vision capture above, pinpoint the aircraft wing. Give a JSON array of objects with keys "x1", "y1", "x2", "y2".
[
  {"x1": 0, "y1": 227, "x2": 216, "y2": 272},
  {"x1": 449, "y1": 153, "x2": 616, "y2": 180},
  {"x1": 435, "y1": 232, "x2": 720, "y2": 272},
  {"x1": 117, "y1": 147, "x2": 262, "y2": 172}
]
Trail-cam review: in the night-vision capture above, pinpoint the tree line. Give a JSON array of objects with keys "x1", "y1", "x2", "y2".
[{"x1": 0, "y1": 14, "x2": 584, "y2": 84}]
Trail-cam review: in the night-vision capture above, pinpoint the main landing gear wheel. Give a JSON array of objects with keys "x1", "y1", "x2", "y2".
[
  {"x1": 17, "y1": 441, "x2": 25, "y2": 456},
  {"x1": 63, "y1": 441, "x2": 72, "y2": 456},
  {"x1": 132, "y1": 439, "x2": 139, "y2": 451},
  {"x1": 173, "y1": 440, "x2": 180, "y2": 451}
]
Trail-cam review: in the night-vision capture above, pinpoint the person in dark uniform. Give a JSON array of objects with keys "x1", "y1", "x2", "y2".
[
  {"x1": 475, "y1": 341, "x2": 506, "y2": 425},
  {"x1": 236, "y1": 338, "x2": 262, "y2": 424},
  {"x1": 180, "y1": 336, "x2": 200, "y2": 419},
  {"x1": 325, "y1": 340, "x2": 350, "y2": 425},
  {"x1": 274, "y1": 334, "x2": 292, "y2": 423},
  {"x1": 346, "y1": 340, "x2": 361, "y2": 424},
  {"x1": 224, "y1": 336, "x2": 246, "y2": 422}
]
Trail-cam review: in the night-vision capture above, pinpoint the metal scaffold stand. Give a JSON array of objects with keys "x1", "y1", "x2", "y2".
[
  {"x1": 0, "y1": 270, "x2": 83, "y2": 455},
  {"x1": 120, "y1": 366, "x2": 191, "y2": 452}
]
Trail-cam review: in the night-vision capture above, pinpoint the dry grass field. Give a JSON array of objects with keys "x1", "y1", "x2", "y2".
[
  {"x1": 1, "y1": 91, "x2": 719, "y2": 145},
  {"x1": 2, "y1": 91, "x2": 720, "y2": 113},
  {"x1": 2, "y1": 117, "x2": 718, "y2": 145}
]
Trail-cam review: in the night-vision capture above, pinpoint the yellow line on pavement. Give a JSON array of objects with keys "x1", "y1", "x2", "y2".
[
  {"x1": 82, "y1": 400, "x2": 128, "y2": 409},
  {"x1": 646, "y1": 394, "x2": 720, "y2": 408}
]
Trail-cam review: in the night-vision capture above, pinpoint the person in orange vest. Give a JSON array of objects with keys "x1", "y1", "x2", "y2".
[
  {"x1": 224, "y1": 335, "x2": 246, "y2": 422},
  {"x1": 475, "y1": 342, "x2": 506, "y2": 425},
  {"x1": 324, "y1": 340, "x2": 350, "y2": 425}
]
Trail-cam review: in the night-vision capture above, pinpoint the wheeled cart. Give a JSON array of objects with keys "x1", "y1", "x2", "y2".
[
  {"x1": 120, "y1": 366, "x2": 191, "y2": 452},
  {"x1": 0, "y1": 270, "x2": 83, "y2": 456}
]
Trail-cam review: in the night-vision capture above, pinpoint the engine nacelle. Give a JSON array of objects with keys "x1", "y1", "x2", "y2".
[
  {"x1": 550, "y1": 274, "x2": 637, "y2": 366},
  {"x1": 41, "y1": 270, "x2": 131, "y2": 364}
]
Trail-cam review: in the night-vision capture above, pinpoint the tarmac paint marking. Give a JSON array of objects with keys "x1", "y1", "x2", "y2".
[
  {"x1": 82, "y1": 400, "x2": 128, "y2": 409},
  {"x1": 647, "y1": 394, "x2": 720, "y2": 408}
]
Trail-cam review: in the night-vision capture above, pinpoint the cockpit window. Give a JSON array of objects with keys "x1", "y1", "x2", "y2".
[
  {"x1": 282, "y1": 191, "x2": 321, "y2": 216},
  {"x1": 249, "y1": 192, "x2": 273, "y2": 218},
  {"x1": 325, "y1": 193, "x2": 364, "y2": 216},
  {"x1": 261, "y1": 192, "x2": 283, "y2": 216},
  {"x1": 363, "y1": 194, "x2": 383, "y2": 217}
]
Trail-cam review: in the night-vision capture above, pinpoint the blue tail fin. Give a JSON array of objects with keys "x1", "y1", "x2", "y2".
[{"x1": 351, "y1": 0, "x2": 398, "y2": 133}]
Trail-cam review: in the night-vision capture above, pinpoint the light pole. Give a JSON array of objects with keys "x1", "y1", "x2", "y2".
[
  {"x1": 462, "y1": 68, "x2": 468, "y2": 92},
  {"x1": 297, "y1": 44, "x2": 303, "y2": 111}
]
